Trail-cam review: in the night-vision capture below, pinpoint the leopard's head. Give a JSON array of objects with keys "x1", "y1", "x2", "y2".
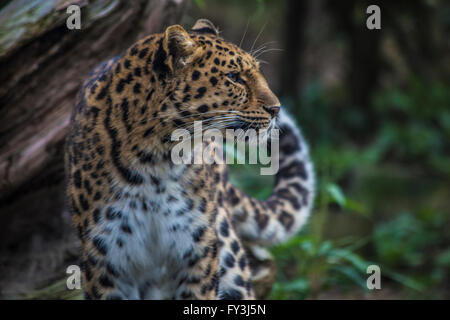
[{"x1": 151, "y1": 19, "x2": 280, "y2": 137}]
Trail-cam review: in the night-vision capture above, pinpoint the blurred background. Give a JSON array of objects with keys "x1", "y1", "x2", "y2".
[{"x1": 0, "y1": 0, "x2": 449, "y2": 299}]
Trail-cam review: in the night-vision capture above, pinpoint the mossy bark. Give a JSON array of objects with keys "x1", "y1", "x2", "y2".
[{"x1": 0, "y1": 0, "x2": 186, "y2": 299}]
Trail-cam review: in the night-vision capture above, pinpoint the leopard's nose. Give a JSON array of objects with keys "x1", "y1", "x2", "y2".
[{"x1": 267, "y1": 106, "x2": 280, "y2": 117}]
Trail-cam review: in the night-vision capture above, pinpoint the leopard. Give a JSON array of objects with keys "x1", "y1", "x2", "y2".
[{"x1": 65, "y1": 18, "x2": 315, "y2": 300}]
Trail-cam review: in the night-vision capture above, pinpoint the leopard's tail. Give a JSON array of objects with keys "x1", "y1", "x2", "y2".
[{"x1": 227, "y1": 109, "x2": 315, "y2": 246}]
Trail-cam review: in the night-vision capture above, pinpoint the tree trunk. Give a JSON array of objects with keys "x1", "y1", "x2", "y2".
[
  {"x1": 325, "y1": 0, "x2": 381, "y2": 143},
  {"x1": 278, "y1": 0, "x2": 308, "y2": 98},
  {"x1": 0, "y1": 0, "x2": 186, "y2": 298}
]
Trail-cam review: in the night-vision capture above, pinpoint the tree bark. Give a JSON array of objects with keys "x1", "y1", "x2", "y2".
[
  {"x1": 325, "y1": 0, "x2": 381, "y2": 143},
  {"x1": 278, "y1": 0, "x2": 308, "y2": 98},
  {"x1": 0, "y1": 0, "x2": 186, "y2": 298}
]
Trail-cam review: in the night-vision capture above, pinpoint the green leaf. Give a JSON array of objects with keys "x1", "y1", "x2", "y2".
[
  {"x1": 436, "y1": 250, "x2": 450, "y2": 268},
  {"x1": 326, "y1": 183, "x2": 346, "y2": 206},
  {"x1": 344, "y1": 199, "x2": 369, "y2": 216},
  {"x1": 194, "y1": 0, "x2": 205, "y2": 8},
  {"x1": 280, "y1": 278, "x2": 309, "y2": 293},
  {"x1": 328, "y1": 248, "x2": 370, "y2": 272},
  {"x1": 382, "y1": 268, "x2": 425, "y2": 292},
  {"x1": 330, "y1": 265, "x2": 368, "y2": 289}
]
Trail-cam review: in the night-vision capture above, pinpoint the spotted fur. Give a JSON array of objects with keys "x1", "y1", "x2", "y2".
[{"x1": 65, "y1": 19, "x2": 315, "y2": 300}]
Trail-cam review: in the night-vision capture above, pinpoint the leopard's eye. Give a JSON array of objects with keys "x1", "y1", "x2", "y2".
[{"x1": 226, "y1": 71, "x2": 245, "y2": 85}]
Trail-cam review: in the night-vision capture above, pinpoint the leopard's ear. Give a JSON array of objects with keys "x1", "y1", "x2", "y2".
[
  {"x1": 162, "y1": 25, "x2": 197, "y2": 72},
  {"x1": 191, "y1": 18, "x2": 219, "y2": 36}
]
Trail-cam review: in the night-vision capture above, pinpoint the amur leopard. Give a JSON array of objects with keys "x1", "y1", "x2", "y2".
[{"x1": 65, "y1": 19, "x2": 315, "y2": 300}]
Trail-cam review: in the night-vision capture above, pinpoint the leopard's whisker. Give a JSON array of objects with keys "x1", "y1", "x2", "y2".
[
  {"x1": 156, "y1": 116, "x2": 239, "y2": 137},
  {"x1": 250, "y1": 21, "x2": 268, "y2": 54},
  {"x1": 254, "y1": 48, "x2": 284, "y2": 59},
  {"x1": 239, "y1": 19, "x2": 250, "y2": 49}
]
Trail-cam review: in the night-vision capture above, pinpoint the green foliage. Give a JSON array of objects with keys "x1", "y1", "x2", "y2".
[
  {"x1": 193, "y1": 0, "x2": 205, "y2": 9},
  {"x1": 198, "y1": 0, "x2": 450, "y2": 300},
  {"x1": 326, "y1": 183, "x2": 368, "y2": 216},
  {"x1": 269, "y1": 235, "x2": 373, "y2": 299},
  {"x1": 266, "y1": 183, "x2": 432, "y2": 299},
  {"x1": 229, "y1": 76, "x2": 450, "y2": 299},
  {"x1": 372, "y1": 79, "x2": 450, "y2": 174},
  {"x1": 374, "y1": 213, "x2": 437, "y2": 268}
]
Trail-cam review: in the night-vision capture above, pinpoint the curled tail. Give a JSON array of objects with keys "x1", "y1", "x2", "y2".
[
  {"x1": 224, "y1": 109, "x2": 315, "y2": 298},
  {"x1": 225, "y1": 109, "x2": 316, "y2": 246}
]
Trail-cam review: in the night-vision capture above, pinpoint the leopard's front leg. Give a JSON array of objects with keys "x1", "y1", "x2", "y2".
[
  {"x1": 215, "y1": 208, "x2": 255, "y2": 300},
  {"x1": 80, "y1": 241, "x2": 140, "y2": 300},
  {"x1": 174, "y1": 228, "x2": 221, "y2": 299}
]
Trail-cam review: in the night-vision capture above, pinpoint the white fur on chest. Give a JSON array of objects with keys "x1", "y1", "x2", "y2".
[{"x1": 92, "y1": 167, "x2": 207, "y2": 299}]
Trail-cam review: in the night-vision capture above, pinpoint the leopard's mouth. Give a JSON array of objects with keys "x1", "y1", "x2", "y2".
[
  {"x1": 186, "y1": 114, "x2": 271, "y2": 132},
  {"x1": 226, "y1": 117, "x2": 271, "y2": 131},
  {"x1": 230, "y1": 113, "x2": 271, "y2": 130}
]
